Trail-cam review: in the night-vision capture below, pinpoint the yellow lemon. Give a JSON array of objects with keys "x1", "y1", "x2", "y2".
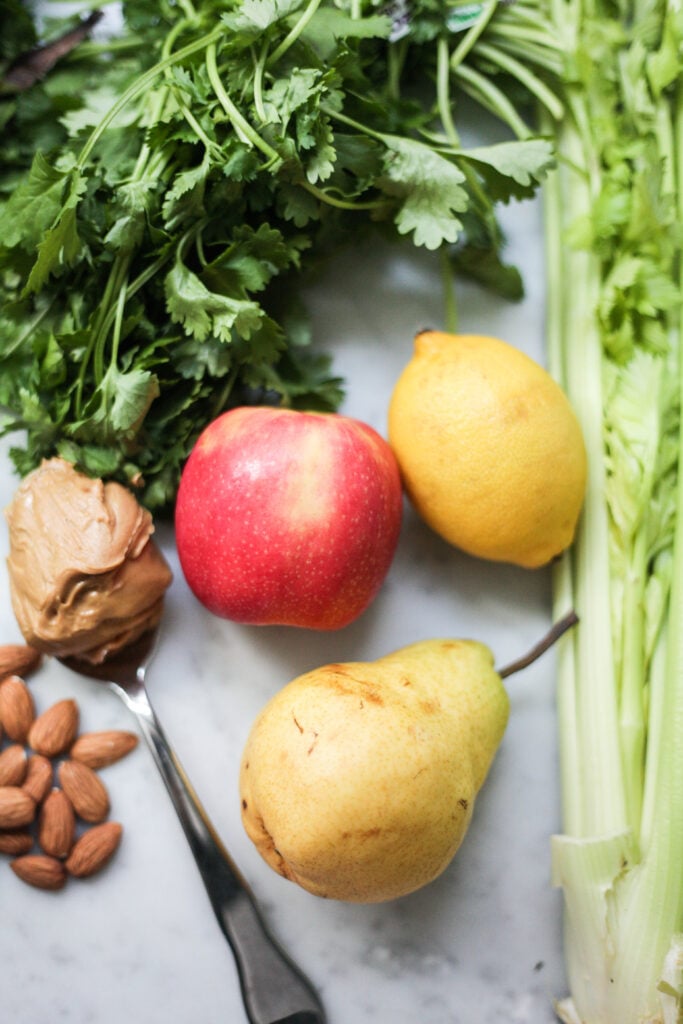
[{"x1": 387, "y1": 331, "x2": 587, "y2": 568}]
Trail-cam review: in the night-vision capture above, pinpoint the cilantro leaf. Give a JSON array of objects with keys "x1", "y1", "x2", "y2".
[
  {"x1": 464, "y1": 138, "x2": 556, "y2": 200},
  {"x1": 201, "y1": 222, "x2": 305, "y2": 295},
  {"x1": 0, "y1": 152, "x2": 74, "y2": 251},
  {"x1": 68, "y1": 364, "x2": 160, "y2": 447},
  {"x1": 301, "y1": 9, "x2": 392, "y2": 60},
  {"x1": 379, "y1": 136, "x2": 468, "y2": 249},
  {"x1": 100, "y1": 364, "x2": 160, "y2": 439},
  {"x1": 0, "y1": 0, "x2": 547, "y2": 511},
  {"x1": 162, "y1": 153, "x2": 211, "y2": 229},
  {"x1": 221, "y1": 0, "x2": 306, "y2": 36},
  {"x1": 24, "y1": 169, "x2": 87, "y2": 292},
  {"x1": 165, "y1": 257, "x2": 265, "y2": 342}
]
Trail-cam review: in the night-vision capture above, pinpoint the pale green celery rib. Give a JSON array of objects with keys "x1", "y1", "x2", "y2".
[
  {"x1": 546, "y1": 55, "x2": 683, "y2": 1024},
  {"x1": 551, "y1": 830, "x2": 638, "y2": 1022},
  {"x1": 543, "y1": 137, "x2": 583, "y2": 836},
  {"x1": 606, "y1": 80, "x2": 683, "y2": 1019},
  {"x1": 618, "y1": 527, "x2": 648, "y2": 840},
  {"x1": 639, "y1": 621, "x2": 669, "y2": 849},
  {"x1": 527, "y1": 2, "x2": 683, "y2": 1017},
  {"x1": 553, "y1": 110, "x2": 628, "y2": 839},
  {"x1": 634, "y1": 84, "x2": 683, "y2": 857}
]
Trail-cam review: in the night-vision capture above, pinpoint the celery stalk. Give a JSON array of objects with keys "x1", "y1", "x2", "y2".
[
  {"x1": 474, "y1": 1, "x2": 683, "y2": 1018},
  {"x1": 546, "y1": 8, "x2": 683, "y2": 1021}
]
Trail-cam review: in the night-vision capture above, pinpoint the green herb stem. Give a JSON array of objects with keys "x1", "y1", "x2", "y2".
[
  {"x1": 472, "y1": 40, "x2": 565, "y2": 121},
  {"x1": 321, "y1": 105, "x2": 384, "y2": 143},
  {"x1": 110, "y1": 271, "x2": 129, "y2": 368},
  {"x1": 210, "y1": 363, "x2": 241, "y2": 420},
  {"x1": 451, "y1": 62, "x2": 533, "y2": 140},
  {"x1": 92, "y1": 254, "x2": 130, "y2": 385},
  {"x1": 484, "y1": 18, "x2": 565, "y2": 75},
  {"x1": 437, "y1": 35, "x2": 460, "y2": 147},
  {"x1": 162, "y1": 16, "x2": 223, "y2": 157},
  {"x1": 298, "y1": 178, "x2": 385, "y2": 211},
  {"x1": 126, "y1": 251, "x2": 175, "y2": 302},
  {"x1": 386, "y1": 37, "x2": 408, "y2": 101},
  {"x1": 253, "y1": 39, "x2": 270, "y2": 124},
  {"x1": 79, "y1": 248, "x2": 175, "y2": 379},
  {"x1": 62, "y1": 35, "x2": 147, "y2": 59},
  {"x1": 205, "y1": 42, "x2": 279, "y2": 161},
  {"x1": 177, "y1": 0, "x2": 198, "y2": 18},
  {"x1": 131, "y1": 85, "x2": 171, "y2": 182},
  {"x1": 268, "y1": 0, "x2": 323, "y2": 65},
  {"x1": 440, "y1": 246, "x2": 458, "y2": 333},
  {"x1": 2, "y1": 297, "x2": 55, "y2": 358},
  {"x1": 76, "y1": 26, "x2": 224, "y2": 170}
]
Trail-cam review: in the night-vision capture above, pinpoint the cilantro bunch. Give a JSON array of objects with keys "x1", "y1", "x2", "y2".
[{"x1": 0, "y1": 0, "x2": 553, "y2": 511}]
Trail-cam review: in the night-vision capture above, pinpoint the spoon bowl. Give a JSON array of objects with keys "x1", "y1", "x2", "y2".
[{"x1": 60, "y1": 628, "x2": 326, "y2": 1024}]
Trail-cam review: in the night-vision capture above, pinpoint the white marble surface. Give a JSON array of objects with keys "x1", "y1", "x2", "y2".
[{"x1": 0, "y1": 196, "x2": 568, "y2": 1021}]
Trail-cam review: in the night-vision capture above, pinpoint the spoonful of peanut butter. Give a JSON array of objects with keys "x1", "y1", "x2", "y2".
[{"x1": 4, "y1": 458, "x2": 172, "y2": 664}]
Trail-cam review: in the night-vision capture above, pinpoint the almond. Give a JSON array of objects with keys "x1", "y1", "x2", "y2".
[
  {"x1": 28, "y1": 698, "x2": 79, "y2": 757},
  {"x1": 0, "y1": 786, "x2": 36, "y2": 829},
  {"x1": 22, "y1": 754, "x2": 53, "y2": 805},
  {"x1": 11, "y1": 853, "x2": 66, "y2": 891},
  {"x1": 70, "y1": 730, "x2": 139, "y2": 769},
  {"x1": 38, "y1": 788, "x2": 76, "y2": 859},
  {"x1": 0, "y1": 744, "x2": 28, "y2": 787},
  {"x1": 0, "y1": 829, "x2": 33, "y2": 855},
  {"x1": 0, "y1": 676, "x2": 36, "y2": 743},
  {"x1": 58, "y1": 760, "x2": 110, "y2": 823},
  {"x1": 0, "y1": 644, "x2": 41, "y2": 681},
  {"x1": 65, "y1": 821, "x2": 122, "y2": 878}
]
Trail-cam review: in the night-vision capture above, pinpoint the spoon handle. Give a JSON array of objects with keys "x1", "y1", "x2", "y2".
[{"x1": 113, "y1": 681, "x2": 326, "y2": 1024}]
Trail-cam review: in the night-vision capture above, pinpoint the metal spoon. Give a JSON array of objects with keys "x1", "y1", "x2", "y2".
[{"x1": 60, "y1": 629, "x2": 326, "y2": 1024}]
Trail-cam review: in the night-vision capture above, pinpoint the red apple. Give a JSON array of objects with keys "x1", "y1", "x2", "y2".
[{"x1": 174, "y1": 406, "x2": 403, "y2": 629}]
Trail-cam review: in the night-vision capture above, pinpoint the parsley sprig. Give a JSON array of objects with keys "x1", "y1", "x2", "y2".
[{"x1": 0, "y1": 0, "x2": 553, "y2": 511}]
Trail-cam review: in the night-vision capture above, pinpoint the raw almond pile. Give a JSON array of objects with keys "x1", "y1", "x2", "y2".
[{"x1": 0, "y1": 644, "x2": 138, "y2": 891}]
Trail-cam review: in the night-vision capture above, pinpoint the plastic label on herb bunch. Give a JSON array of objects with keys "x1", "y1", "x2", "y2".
[
  {"x1": 447, "y1": 3, "x2": 490, "y2": 31},
  {"x1": 387, "y1": 0, "x2": 504, "y2": 41}
]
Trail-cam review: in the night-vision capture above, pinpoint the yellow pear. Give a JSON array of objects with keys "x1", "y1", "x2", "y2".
[{"x1": 239, "y1": 639, "x2": 510, "y2": 903}]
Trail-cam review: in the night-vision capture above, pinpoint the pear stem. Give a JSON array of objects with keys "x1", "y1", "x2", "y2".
[{"x1": 498, "y1": 610, "x2": 579, "y2": 679}]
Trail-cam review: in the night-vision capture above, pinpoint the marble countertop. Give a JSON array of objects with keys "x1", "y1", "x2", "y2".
[{"x1": 0, "y1": 195, "x2": 567, "y2": 1022}]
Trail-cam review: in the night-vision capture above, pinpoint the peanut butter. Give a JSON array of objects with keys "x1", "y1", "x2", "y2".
[{"x1": 5, "y1": 458, "x2": 172, "y2": 663}]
